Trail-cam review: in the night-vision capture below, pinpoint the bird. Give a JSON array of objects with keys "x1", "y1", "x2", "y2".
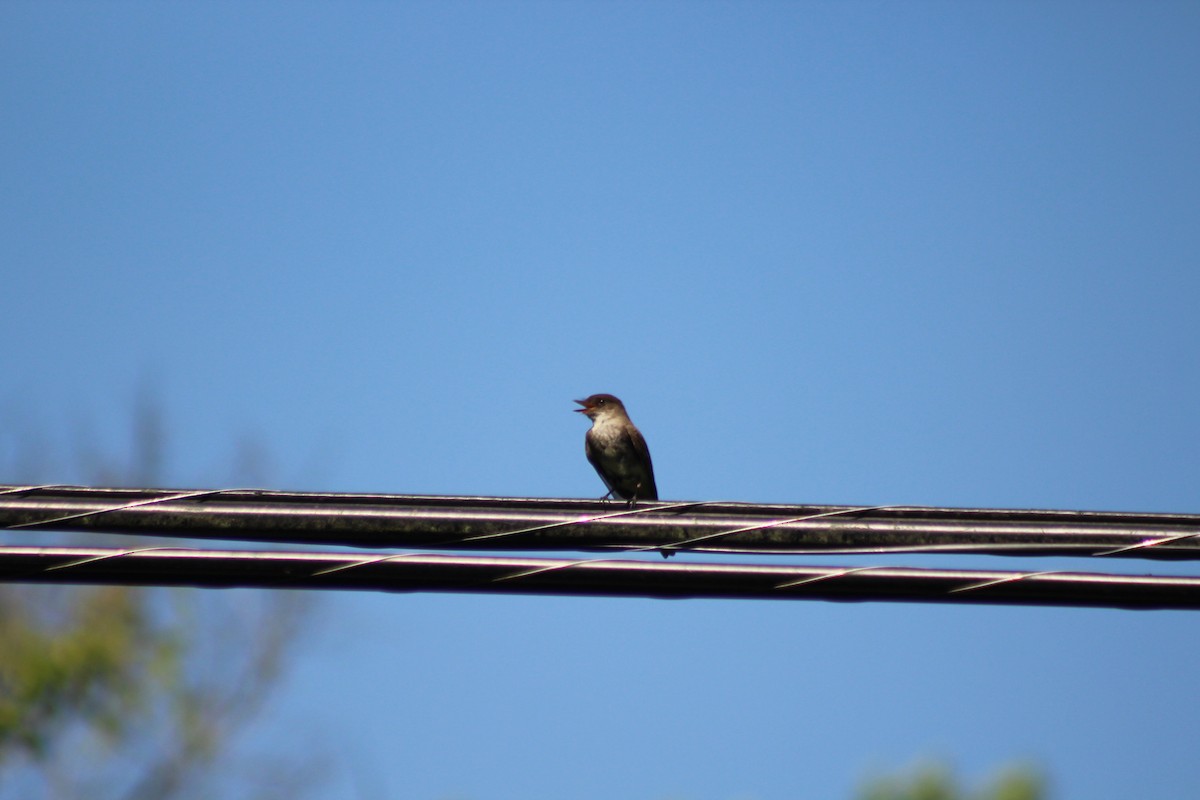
[{"x1": 573, "y1": 393, "x2": 658, "y2": 503}]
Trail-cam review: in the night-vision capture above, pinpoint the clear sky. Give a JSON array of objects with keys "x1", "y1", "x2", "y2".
[{"x1": 3, "y1": 2, "x2": 1200, "y2": 798}]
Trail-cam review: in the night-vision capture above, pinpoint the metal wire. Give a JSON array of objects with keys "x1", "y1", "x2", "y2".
[
  {"x1": 0, "y1": 544, "x2": 1197, "y2": 609},
  {"x1": 3, "y1": 484, "x2": 1200, "y2": 560}
]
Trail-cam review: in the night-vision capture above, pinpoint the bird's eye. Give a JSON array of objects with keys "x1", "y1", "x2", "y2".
[{"x1": 596, "y1": 398, "x2": 606, "y2": 405}]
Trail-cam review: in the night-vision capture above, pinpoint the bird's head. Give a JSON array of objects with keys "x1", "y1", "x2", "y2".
[{"x1": 573, "y1": 393, "x2": 627, "y2": 421}]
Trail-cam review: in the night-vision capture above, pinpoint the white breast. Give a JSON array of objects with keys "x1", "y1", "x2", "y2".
[{"x1": 588, "y1": 413, "x2": 626, "y2": 449}]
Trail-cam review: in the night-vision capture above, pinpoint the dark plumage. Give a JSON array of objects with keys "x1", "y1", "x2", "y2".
[{"x1": 573, "y1": 393, "x2": 658, "y2": 502}]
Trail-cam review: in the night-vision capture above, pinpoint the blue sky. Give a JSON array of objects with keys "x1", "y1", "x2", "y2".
[{"x1": 3, "y1": 2, "x2": 1200, "y2": 798}]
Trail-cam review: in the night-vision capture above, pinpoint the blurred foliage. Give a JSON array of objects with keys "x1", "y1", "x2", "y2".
[
  {"x1": 0, "y1": 388, "x2": 313, "y2": 799},
  {"x1": 857, "y1": 762, "x2": 1046, "y2": 800},
  {"x1": 0, "y1": 586, "x2": 165, "y2": 756}
]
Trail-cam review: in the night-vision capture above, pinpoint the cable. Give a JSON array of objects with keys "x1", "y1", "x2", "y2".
[
  {"x1": 1, "y1": 544, "x2": 1197, "y2": 610},
  {"x1": 3, "y1": 484, "x2": 1200, "y2": 560}
]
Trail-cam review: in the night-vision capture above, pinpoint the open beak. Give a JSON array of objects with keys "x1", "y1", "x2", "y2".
[{"x1": 573, "y1": 399, "x2": 592, "y2": 413}]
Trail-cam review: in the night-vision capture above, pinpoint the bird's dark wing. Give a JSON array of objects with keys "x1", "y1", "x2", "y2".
[{"x1": 626, "y1": 426, "x2": 658, "y2": 500}]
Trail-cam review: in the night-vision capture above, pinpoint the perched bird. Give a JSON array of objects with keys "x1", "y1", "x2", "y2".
[{"x1": 573, "y1": 393, "x2": 658, "y2": 502}]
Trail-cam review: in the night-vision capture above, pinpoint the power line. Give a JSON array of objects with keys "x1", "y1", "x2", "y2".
[
  {"x1": 2, "y1": 484, "x2": 1199, "y2": 560},
  {"x1": 5, "y1": 484, "x2": 1199, "y2": 609},
  {"x1": 1, "y1": 545, "x2": 1198, "y2": 610}
]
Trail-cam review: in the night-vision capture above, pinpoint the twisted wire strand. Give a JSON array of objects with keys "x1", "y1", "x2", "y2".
[
  {"x1": 0, "y1": 544, "x2": 1197, "y2": 609},
  {"x1": 2, "y1": 485, "x2": 1199, "y2": 561}
]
